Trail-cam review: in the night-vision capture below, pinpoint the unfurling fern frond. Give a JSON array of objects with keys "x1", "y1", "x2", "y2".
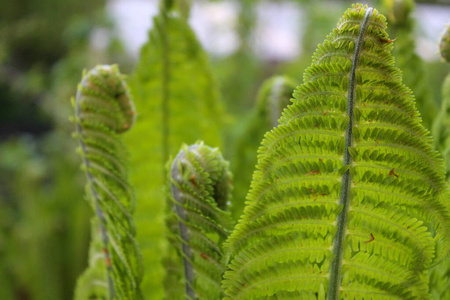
[
  {"x1": 223, "y1": 4, "x2": 450, "y2": 299},
  {"x1": 73, "y1": 65, "x2": 142, "y2": 299},
  {"x1": 125, "y1": 1, "x2": 225, "y2": 297},
  {"x1": 165, "y1": 142, "x2": 233, "y2": 299},
  {"x1": 231, "y1": 75, "x2": 297, "y2": 219}
]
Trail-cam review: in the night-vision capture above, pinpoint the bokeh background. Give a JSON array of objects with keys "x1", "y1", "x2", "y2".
[{"x1": 1, "y1": 0, "x2": 449, "y2": 299}]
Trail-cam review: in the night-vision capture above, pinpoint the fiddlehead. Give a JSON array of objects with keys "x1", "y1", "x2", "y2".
[
  {"x1": 165, "y1": 142, "x2": 233, "y2": 299},
  {"x1": 73, "y1": 65, "x2": 142, "y2": 299},
  {"x1": 126, "y1": 1, "x2": 224, "y2": 296},
  {"x1": 223, "y1": 4, "x2": 450, "y2": 299}
]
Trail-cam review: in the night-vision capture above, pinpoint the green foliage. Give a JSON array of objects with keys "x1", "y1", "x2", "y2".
[
  {"x1": 4, "y1": 1, "x2": 450, "y2": 299},
  {"x1": 0, "y1": 1, "x2": 124, "y2": 296},
  {"x1": 165, "y1": 142, "x2": 233, "y2": 299},
  {"x1": 382, "y1": 0, "x2": 414, "y2": 25},
  {"x1": 231, "y1": 75, "x2": 297, "y2": 218},
  {"x1": 124, "y1": 2, "x2": 225, "y2": 298},
  {"x1": 428, "y1": 29, "x2": 450, "y2": 299},
  {"x1": 72, "y1": 65, "x2": 142, "y2": 299},
  {"x1": 0, "y1": 135, "x2": 91, "y2": 300},
  {"x1": 381, "y1": 0, "x2": 437, "y2": 130},
  {"x1": 223, "y1": 4, "x2": 450, "y2": 299},
  {"x1": 433, "y1": 75, "x2": 450, "y2": 180}
]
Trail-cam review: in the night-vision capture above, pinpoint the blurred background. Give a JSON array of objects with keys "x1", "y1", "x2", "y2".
[{"x1": 0, "y1": 0, "x2": 449, "y2": 299}]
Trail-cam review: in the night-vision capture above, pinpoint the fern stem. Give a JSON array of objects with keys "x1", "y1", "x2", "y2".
[
  {"x1": 171, "y1": 146, "x2": 197, "y2": 300},
  {"x1": 328, "y1": 7, "x2": 373, "y2": 300},
  {"x1": 75, "y1": 92, "x2": 116, "y2": 299}
]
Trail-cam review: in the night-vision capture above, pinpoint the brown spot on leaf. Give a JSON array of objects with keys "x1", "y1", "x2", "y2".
[
  {"x1": 363, "y1": 233, "x2": 375, "y2": 243},
  {"x1": 388, "y1": 168, "x2": 398, "y2": 178},
  {"x1": 190, "y1": 174, "x2": 197, "y2": 187}
]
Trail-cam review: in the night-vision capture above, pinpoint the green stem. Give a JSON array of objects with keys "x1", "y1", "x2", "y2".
[{"x1": 328, "y1": 7, "x2": 373, "y2": 300}]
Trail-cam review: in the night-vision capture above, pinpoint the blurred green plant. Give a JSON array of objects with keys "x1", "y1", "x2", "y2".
[
  {"x1": 2, "y1": 0, "x2": 450, "y2": 299},
  {"x1": 230, "y1": 75, "x2": 297, "y2": 219},
  {"x1": 381, "y1": 0, "x2": 437, "y2": 130},
  {"x1": 0, "y1": 0, "x2": 131, "y2": 299}
]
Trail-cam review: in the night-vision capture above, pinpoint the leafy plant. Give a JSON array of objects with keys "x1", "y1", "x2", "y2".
[
  {"x1": 71, "y1": 3, "x2": 450, "y2": 299},
  {"x1": 72, "y1": 65, "x2": 142, "y2": 299},
  {"x1": 224, "y1": 4, "x2": 449, "y2": 299},
  {"x1": 165, "y1": 142, "x2": 233, "y2": 299},
  {"x1": 231, "y1": 75, "x2": 297, "y2": 218},
  {"x1": 428, "y1": 24, "x2": 450, "y2": 300},
  {"x1": 381, "y1": 0, "x2": 437, "y2": 130},
  {"x1": 123, "y1": 1, "x2": 225, "y2": 297}
]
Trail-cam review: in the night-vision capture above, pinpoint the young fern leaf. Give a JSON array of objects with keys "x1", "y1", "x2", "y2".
[
  {"x1": 223, "y1": 4, "x2": 450, "y2": 299},
  {"x1": 231, "y1": 75, "x2": 297, "y2": 218},
  {"x1": 125, "y1": 2, "x2": 225, "y2": 297},
  {"x1": 165, "y1": 142, "x2": 233, "y2": 299},
  {"x1": 73, "y1": 65, "x2": 143, "y2": 299}
]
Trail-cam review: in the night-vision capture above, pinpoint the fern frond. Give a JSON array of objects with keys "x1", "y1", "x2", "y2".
[
  {"x1": 73, "y1": 65, "x2": 142, "y2": 299},
  {"x1": 223, "y1": 4, "x2": 450, "y2": 299},
  {"x1": 125, "y1": 2, "x2": 225, "y2": 297},
  {"x1": 231, "y1": 75, "x2": 297, "y2": 219},
  {"x1": 165, "y1": 142, "x2": 233, "y2": 299}
]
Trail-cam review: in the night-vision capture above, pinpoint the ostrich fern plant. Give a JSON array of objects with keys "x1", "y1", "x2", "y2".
[
  {"x1": 73, "y1": 3, "x2": 450, "y2": 299},
  {"x1": 123, "y1": 1, "x2": 225, "y2": 297},
  {"x1": 224, "y1": 5, "x2": 450, "y2": 299},
  {"x1": 72, "y1": 65, "x2": 142, "y2": 299},
  {"x1": 165, "y1": 142, "x2": 233, "y2": 299}
]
